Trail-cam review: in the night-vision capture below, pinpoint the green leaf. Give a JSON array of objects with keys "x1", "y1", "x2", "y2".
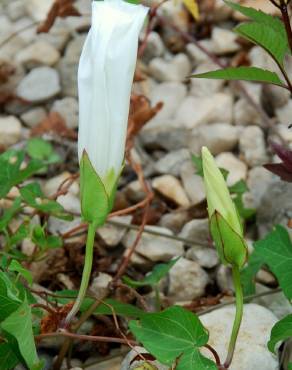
[
  {"x1": 123, "y1": 258, "x2": 180, "y2": 288},
  {"x1": 0, "y1": 343, "x2": 19, "y2": 370},
  {"x1": 8, "y1": 260, "x2": 33, "y2": 286},
  {"x1": 192, "y1": 154, "x2": 203, "y2": 177},
  {"x1": 0, "y1": 197, "x2": 22, "y2": 232},
  {"x1": 80, "y1": 151, "x2": 110, "y2": 226},
  {"x1": 225, "y1": 1, "x2": 287, "y2": 38},
  {"x1": 27, "y1": 137, "x2": 60, "y2": 164},
  {"x1": 32, "y1": 225, "x2": 62, "y2": 250},
  {"x1": 268, "y1": 314, "x2": 292, "y2": 353},
  {"x1": 0, "y1": 150, "x2": 24, "y2": 199},
  {"x1": 240, "y1": 247, "x2": 263, "y2": 296},
  {"x1": 233, "y1": 193, "x2": 256, "y2": 221},
  {"x1": 0, "y1": 271, "x2": 22, "y2": 321},
  {"x1": 229, "y1": 180, "x2": 248, "y2": 195},
  {"x1": 129, "y1": 306, "x2": 217, "y2": 370},
  {"x1": 191, "y1": 66, "x2": 285, "y2": 86},
  {"x1": 1, "y1": 300, "x2": 39, "y2": 370},
  {"x1": 210, "y1": 211, "x2": 248, "y2": 267},
  {"x1": 8, "y1": 223, "x2": 29, "y2": 247},
  {"x1": 254, "y1": 225, "x2": 292, "y2": 300},
  {"x1": 289, "y1": 363, "x2": 292, "y2": 370},
  {"x1": 50, "y1": 291, "x2": 145, "y2": 318},
  {"x1": 20, "y1": 182, "x2": 72, "y2": 220},
  {"x1": 235, "y1": 22, "x2": 288, "y2": 66}
]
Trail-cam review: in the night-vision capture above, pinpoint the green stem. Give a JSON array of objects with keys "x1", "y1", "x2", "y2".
[
  {"x1": 224, "y1": 266, "x2": 244, "y2": 368},
  {"x1": 65, "y1": 222, "x2": 96, "y2": 326},
  {"x1": 154, "y1": 285, "x2": 161, "y2": 311}
]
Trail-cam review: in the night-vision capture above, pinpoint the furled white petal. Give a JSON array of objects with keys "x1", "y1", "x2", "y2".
[{"x1": 78, "y1": 0, "x2": 148, "y2": 191}]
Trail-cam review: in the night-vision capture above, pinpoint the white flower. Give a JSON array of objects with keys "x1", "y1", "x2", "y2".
[{"x1": 78, "y1": 0, "x2": 148, "y2": 195}]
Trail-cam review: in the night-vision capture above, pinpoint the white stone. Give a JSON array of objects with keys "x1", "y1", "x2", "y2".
[
  {"x1": 190, "y1": 61, "x2": 225, "y2": 97},
  {"x1": 175, "y1": 93, "x2": 233, "y2": 128},
  {"x1": 89, "y1": 273, "x2": 112, "y2": 300},
  {"x1": 179, "y1": 219, "x2": 210, "y2": 246},
  {"x1": 180, "y1": 161, "x2": 206, "y2": 205},
  {"x1": 144, "y1": 82, "x2": 187, "y2": 128},
  {"x1": 276, "y1": 124, "x2": 292, "y2": 143},
  {"x1": 25, "y1": 0, "x2": 54, "y2": 21},
  {"x1": 157, "y1": 1, "x2": 188, "y2": 32},
  {"x1": 154, "y1": 149, "x2": 190, "y2": 176},
  {"x1": 149, "y1": 53, "x2": 191, "y2": 82},
  {"x1": 212, "y1": 27, "x2": 240, "y2": 54},
  {"x1": 0, "y1": 116, "x2": 22, "y2": 146},
  {"x1": 200, "y1": 304, "x2": 279, "y2": 370},
  {"x1": 186, "y1": 40, "x2": 214, "y2": 66},
  {"x1": 20, "y1": 107, "x2": 47, "y2": 128},
  {"x1": 97, "y1": 216, "x2": 132, "y2": 248},
  {"x1": 124, "y1": 180, "x2": 145, "y2": 203},
  {"x1": 239, "y1": 126, "x2": 267, "y2": 167},
  {"x1": 7, "y1": 0, "x2": 26, "y2": 21},
  {"x1": 122, "y1": 226, "x2": 184, "y2": 262},
  {"x1": 143, "y1": 31, "x2": 165, "y2": 61},
  {"x1": 15, "y1": 41, "x2": 60, "y2": 68},
  {"x1": 188, "y1": 123, "x2": 238, "y2": 155},
  {"x1": 276, "y1": 99, "x2": 292, "y2": 125},
  {"x1": 0, "y1": 15, "x2": 27, "y2": 59},
  {"x1": 247, "y1": 166, "x2": 274, "y2": 209},
  {"x1": 17, "y1": 67, "x2": 61, "y2": 103},
  {"x1": 39, "y1": 18, "x2": 71, "y2": 51},
  {"x1": 215, "y1": 152, "x2": 248, "y2": 186},
  {"x1": 152, "y1": 175, "x2": 190, "y2": 207},
  {"x1": 186, "y1": 246, "x2": 219, "y2": 268},
  {"x1": 43, "y1": 172, "x2": 79, "y2": 197},
  {"x1": 57, "y1": 193, "x2": 80, "y2": 215},
  {"x1": 121, "y1": 347, "x2": 168, "y2": 370},
  {"x1": 264, "y1": 84, "x2": 290, "y2": 109},
  {"x1": 51, "y1": 97, "x2": 79, "y2": 129},
  {"x1": 167, "y1": 257, "x2": 209, "y2": 301}
]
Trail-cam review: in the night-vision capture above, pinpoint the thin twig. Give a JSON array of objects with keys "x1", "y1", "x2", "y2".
[
  {"x1": 197, "y1": 287, "x2": 282, "y2": 316},
  {"x1": 36, "y1": 331, "x2": 137, "y2": 345}
]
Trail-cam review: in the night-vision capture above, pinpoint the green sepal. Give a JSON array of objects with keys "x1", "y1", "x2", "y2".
[
  {"x1": 80, "y1": 151, "x2": 110, "y2": 227},
  {"x1": 210, "y1": 211, "x2": 248, "y2": 268}
]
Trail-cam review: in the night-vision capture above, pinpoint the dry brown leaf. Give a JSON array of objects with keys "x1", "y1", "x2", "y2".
[
  {"x1": 126, "y1": 95, "x2": 163, "y2": 152},
  {"x1": 31, "y1": 112, "x2": 77, "y2": 139},
  {"x1": 37, "y1": 0, "x2": 80, "y2": 34},
  {"x1": 0, "y1": 61, "x2": 15, "y2": 85},
  {"x1": 40, "y1": 302, "x2": 74, "y2": 334}
]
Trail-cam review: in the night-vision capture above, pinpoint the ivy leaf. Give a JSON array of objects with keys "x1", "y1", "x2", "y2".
[
  {"x1": 0, "y1": 271, "x2": 22, "y2": 321},
  {"x1": 254, "y1": 225, "x2": 292, "y2": 300},
  {"x1": 123, "y1": 258, "x2": 179, "y2": 288},
  {"x1": 268, "y1": 314, "x2": 292, "y2": 353},
  {"x1": 1, "y1": 299, "x2": 39, "y2": 370},
  {"x1": 0, "y1": 343, "x2": 19, "y2": 370},
  {"x1": 240, "y1": 247, "x2": 263, "y2": 296},
  {"x1": 129, "y1": 306, "x2": 217, "y2": 370},
  {"x1": 191, "y1": 66, "x2": 285, "y2": 87}
]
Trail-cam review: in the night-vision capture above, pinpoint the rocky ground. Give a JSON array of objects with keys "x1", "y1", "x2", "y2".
[{"x1": 1, "y1": 0, "x2": 292, "y2": 369}]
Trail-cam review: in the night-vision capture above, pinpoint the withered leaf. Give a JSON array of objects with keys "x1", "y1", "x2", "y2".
[
  {"x1": 37, "y1": 0, "x2": 80, "y2": 34},
  {"x1": 31, "y1": 112, "x2": 77, "y2": 140}
]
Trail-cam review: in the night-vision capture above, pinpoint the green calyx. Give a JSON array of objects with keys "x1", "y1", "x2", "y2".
[
  {"x1": 210, "y1": 211, "x2": 248, "y2": 268},
  {"x1": 79, "y1": 151, "x2": 118, "y2": 226}
]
